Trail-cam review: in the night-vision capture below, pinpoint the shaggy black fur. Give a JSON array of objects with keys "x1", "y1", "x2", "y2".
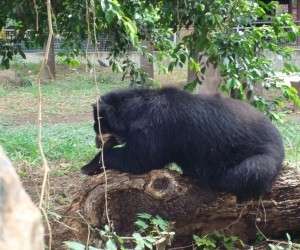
[{"x1": 81, "y1": 87, "x2": 284, "y2": 200}]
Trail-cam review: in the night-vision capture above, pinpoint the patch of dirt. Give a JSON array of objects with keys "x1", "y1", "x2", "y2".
[
  {"x1": 0, "y1": 100, "x2": 93, "y2": 126},
  {"x1": 11, "y1": 112, "x2": 92, "y2": 126},
  {"x1": 18, "y1": 163, "x2": 87, "y2": 248},
  {"x1": 18, "y1": 164, "x2": 83, "y2": 207}
]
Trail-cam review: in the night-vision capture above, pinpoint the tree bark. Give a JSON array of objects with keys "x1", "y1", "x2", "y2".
[
  {"x1": 44, "y1": 34, "x2": 56, "y2": 79},
  {"x1": 187, "y1": 53, "x2": 222, "y2": 94},
  {"x1": 140, "y1": 40, "x2": 154, "y2": 86},
  {"x1": 54, "y1": 169, "x2": 300, "y2": 248}
]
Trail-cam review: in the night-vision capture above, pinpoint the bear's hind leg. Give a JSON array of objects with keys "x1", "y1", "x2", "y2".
[{"x1": 212, "y1": 154, "x2": 283, "y2": 200}]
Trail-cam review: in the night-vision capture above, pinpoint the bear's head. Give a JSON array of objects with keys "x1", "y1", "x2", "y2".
[{"x1": 92, "y1": 99, "x2": 125, "y2": 149}]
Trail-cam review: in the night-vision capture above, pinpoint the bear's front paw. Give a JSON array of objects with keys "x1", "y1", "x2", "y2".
[{"x1": 81, "y1": 164, "x2": 102, "y2": 176}]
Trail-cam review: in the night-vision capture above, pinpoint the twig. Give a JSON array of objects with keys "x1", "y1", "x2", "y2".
[
  {"x1": 225, "y1": 201, "x2": 251, "y2": 229},
  {"x1": 85, "y1": 0, "x2": 91, "y2": 72},
  {"x1": 169, "y1": 245, "x2": 194, "y2": 250},
  {"x1": 33, "y1": 0, "x2": 39, "y2": 31},
  {"x1": 52, "y1": 218, "x2": 79, "y2": 232},
  {"x1": 37, "y1": 0, "x2": 53, "y2": 212},
  {"x1": 255, "y1": 199, "x2": 269, "y2": 242},
  {"x1": 77, "y1": 211, "x2": 95, "y2": 248},
  {"x1": 91, "y1": 1, "x2": 112, "y2": 231},
  {"x1": 41, "y1": 207, "x2": 52, "y2": 250},
  {"x1": 34, "y1": 0, "x2": 54, "y2": 248}
]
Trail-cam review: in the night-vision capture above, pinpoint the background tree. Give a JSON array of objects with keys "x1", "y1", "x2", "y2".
[{"x1": 0, "y1": 0, "x2": 299, "y2": 118}]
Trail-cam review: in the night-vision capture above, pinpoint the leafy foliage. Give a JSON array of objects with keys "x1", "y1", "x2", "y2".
[
  {"x1": 1, "y1": 0, "x2": 300, "y2": 119},
  {"x1": 193, "y1": 234, "x2": 217, "y2": 250},
  {"x1": 193, "y1": 231, "x2": 244, "y2": 250},
  {"x1": 269, "y1": 233, "x2": 300, "y2": 250},
  {"x1": 63, "y1": 213, "x2": 174, "y2": 249}
]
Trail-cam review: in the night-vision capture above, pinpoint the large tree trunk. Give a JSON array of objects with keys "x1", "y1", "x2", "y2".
[{"x1": 54, "y1": 169, "x2": 300, "y2": 249}]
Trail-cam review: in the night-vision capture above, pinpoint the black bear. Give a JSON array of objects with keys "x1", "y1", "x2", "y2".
[{"x1": 81, "y1": 87, "x2": 284, "y2": 200}]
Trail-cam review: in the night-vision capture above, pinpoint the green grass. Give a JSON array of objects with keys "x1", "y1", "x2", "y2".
[
  {"x1": 0, "y1": 85, "x2": 6, "y2": 97},
  {"x1": 278, "y1": 120, "x2": 300, "y2": 166},
  {"x1": 1, "y1": 61, "x2": 300, "y2": 171},
  {"x1": 11, "y1": 58, "x2": 42, "y2": 75},
  {"x1": 0, "y1": 122, "x2": 98, "y2": 168},
  {"x1": 0, "y1": 62, "x2": 129, "y2": 169},
  {"x1": 0, "y1": 70, "x2": 129, "y2": 126}
]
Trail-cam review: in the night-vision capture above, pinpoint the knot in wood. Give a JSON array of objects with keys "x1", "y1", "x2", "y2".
[{"x1": 145, "y1": 171, "x2": 179, "y2": 200}]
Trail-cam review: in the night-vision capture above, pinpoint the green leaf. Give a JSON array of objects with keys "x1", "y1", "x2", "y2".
[
  {"x1": 189, "y1": 58, "x2": 200, "y2": 72},
  {"x1": 48, "y1": 211, "x2": 62, "y2": 220},
  {"x1": 133, "y1": 233, "x2": 145, "y2": 250},
  {"x1": 134, "y1": 220, "x2": 149, "y2": 230},
  {"x1": 193, "y1": 235, "x2": 216, "y2": 248},
  {"x1": 111, "y1": 2, "x2": 123, "y2": 18},
  {"x1": 184, "y1": 81, "x2": 197, "y2": 92},
  {"x1": 226, "y1": 78, "x2": 236, "y2": 89},
  {"x1": 273, "y1": 98, "x2": 285, "y2": 108},
  {"x1": 179, "y1": 54, "x2": 186, "y2": 64},
  {"x1": 189, "y1": 58, "x2": 195, "y2": 70},
  {"x1": 105, "y1": 239, "x2": 117, "y2": 250},
  {"x1": 136, "y1": 213, "x2": 152, "y2": 219},
  {"x1": 197, "y1": 3, "x2": 205, "y2": 12},
  {"x1": 123, "y1": 19, "x2": 138, "y2": 44},
  {"x1": 63, "y1": 241, "x2": 85, "y2": 250},
  {"x1": 144, "y1": 236, "x2": 156, "y2": 248},
  {"x1": 152, "y1": 215, "x2": 168, "y2": 231},
  {"x1": 222, "y1": 57, "x2": 229, "y2": 69},
  {"x1": 105, "y1": 11, "x2": 116, "y2": 24},
  {"x1": 89, "y1": 246, "x2": 101, "y2": 250},
  {"x1": 168, "y1": 61, "x2": 175, "y2": 72},
  {"x1": 287, "y1": 31, "x2": 296, "y2": 42},
  {"x1": 286, "y1": 233, "x2": 291, "y2": 242},
  {"x1": 247, "y1": 90, "x2": 253, "y2": 100}
]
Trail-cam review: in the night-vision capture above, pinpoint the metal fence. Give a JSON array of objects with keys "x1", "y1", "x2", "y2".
[
  {"x1": 0, "y1": 29, "x2": 118, "y2": 53},
  {"x1": 1, "y1": 22, "x2": 300, "y2": 53},
  {"x1": 234, "y1": 20, "x2": 300, "y2": 48}
]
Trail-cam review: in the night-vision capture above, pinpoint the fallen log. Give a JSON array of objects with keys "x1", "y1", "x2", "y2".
[{"x1": 55, "y1": 168, "x2": 300, "y2": 248}]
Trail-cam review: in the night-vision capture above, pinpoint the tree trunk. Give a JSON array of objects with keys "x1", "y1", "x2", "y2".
[
  {"x1": 187, "y1": 53, "x2": 221, "y2": 94},
  {"x1": 53, "y1": 168, "x2": 300, "y2": 248},
  {"x1": 44, "y1": 34, "x2": 56, "y2": 79},
  {"x1": 140, "y1": 40, "x2": 154, "y2": 86}
]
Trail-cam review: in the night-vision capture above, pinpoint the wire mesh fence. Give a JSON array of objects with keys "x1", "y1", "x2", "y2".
[{"x1": 0, "y1": 30, "x2": 121, "y2": 53}]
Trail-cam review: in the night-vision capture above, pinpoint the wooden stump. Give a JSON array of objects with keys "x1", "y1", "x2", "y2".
[{"x1": 54, "y1": 169, "x2": 300, "y2": 248}]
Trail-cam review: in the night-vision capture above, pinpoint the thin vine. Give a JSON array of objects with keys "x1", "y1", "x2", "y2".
[
  {"x1": 90, "y1": 0, "x2": 112, "y2": 232},
  {"x1": 33, "y1": 0, "x2": 54, "y2": 248}
]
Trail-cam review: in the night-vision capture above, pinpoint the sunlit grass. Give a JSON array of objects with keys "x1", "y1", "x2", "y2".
[
  {"x1": 0, "y1": 63, "x2": 129, "y2": 169},
  {"x1": 0, "y1": 70, "x2": 129, "y2": 126},
  {"x1": 278, "y1": 120, "x2": 300, "y2": 168},
  {"x1": 0, "y1": 122, "x2": 98, "y2": 169}
]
